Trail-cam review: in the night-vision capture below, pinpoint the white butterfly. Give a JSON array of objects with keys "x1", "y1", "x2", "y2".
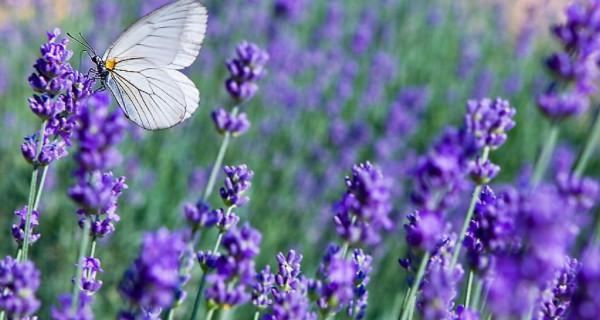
[{"x1": 89, "y1": 0, "x2": 207, "y2": 130}]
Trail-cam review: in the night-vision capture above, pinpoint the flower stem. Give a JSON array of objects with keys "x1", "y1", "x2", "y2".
[
  {"x1": 190, "y1": 274, "x2": 207, "y2": 320},
  {"x1": 465, "y1": 271, "x2": 474, "y2": 308},
  {"x1": 33, "y1": 166, "x2": 49, "y2": 210},
  {"x1": 71, "y1": 219, "x2": 91, "y2": 314},
  {"x1": 202, "y1": 107, "x2": 238, "y2": 202},
  {"x1": 451, "y1": 147, "x2": 489, "y2": 268},
  {"x1": 253, "y1": 311, "x2": 260, "y2": 320},
  {"x1": 532, "y1": 124, "x2": 559, "y2": 186},
  {"x1": 205, "y1": 307, "x2": 216, "y2": 320},
  {"x1": 471, "y1": 277, "x2": 483, "y2": 310},
  {"x1": 573, "y1": 107, "x2": 600, "y2": 178},
  {"x1": 400, "y1": 251, "x2": 431, "y2": 320},
  {"x1": 21, "y1": 120, "x2": 48, "y2": 262}
]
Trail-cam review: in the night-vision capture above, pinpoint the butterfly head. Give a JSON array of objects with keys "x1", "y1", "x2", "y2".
[{"x1": 91, "y1": 55, "x2": 110, "y2": 80}]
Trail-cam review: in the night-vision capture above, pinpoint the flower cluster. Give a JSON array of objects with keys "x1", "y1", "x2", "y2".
[
  {"x1": 309, "y1": 244, "x2": 355, "y2": 316},
  {"x1": 211, "y1": 107, "x2": 250, "y2": 136},
  {"x1": 404, "y1": 209, "x2": 445, "y2": 253},
  {"x1": 0, "y1": 256, "x2": 41, "y2": 318},
  {"x1": 347, "y1": 249, "x2": 372, "y2": 320},
  {"x1": 254, "y1": 250, "x2": 316, "y2": 319},
  {"x1": 68, "y1": 171, "x2": 127, "y2": 238},
  {"x1": 463, "y1": 186, "x2": 517, "y2": 274},
  {"x1": 22, "y1": 29, "x2": 94, "y2": 166},
  {"x1": 568, "y1": 245, "x2": 600, "y2": 319},
  {"x1": 416, "y1": 247, "x2": 464, "y2": 320},
  {"x1": 411, "y1": 127, "x2": 477, "y2": 211},
  {"x1": 51, "y1": 293, "x2": 94, "y2": 320},
  {"x1": 11, "y1": 206, "x2": 41, "y2": 245},
  {"x1": 220, "y1": 164, "x2": 254, "y2": 208},
  {"x1": 538, "y1": 257, "x2": 579, "y2": 319},
  {"x1": 555, "y1": 172, "x2": 599, "y2": 211},
  {"x1": 118, "y1": 228, "x2": 187, "y2": 318},
  {"x1": 537, "y1": 0, "x2": 600, "y2": 119},
  {"x1": 203, "y1": 223, "x2": 261, "y2": 309},
  {"x1": 333, "y1": 162, "x2": 393, "y2": 246},
  {"x1": 464, "y1": 98, "x2": 516, "y2": 150},
  {"x1": 225, "y1": 41, "x2": 270, "y2": 101}
]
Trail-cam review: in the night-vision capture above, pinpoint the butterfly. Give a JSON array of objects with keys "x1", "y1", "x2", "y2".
[{"x1": 74, "y1": 0, "x2": 207, "y2": 130}]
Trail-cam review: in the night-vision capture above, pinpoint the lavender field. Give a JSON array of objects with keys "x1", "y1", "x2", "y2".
[{"x1": 1, "y1": 0, "x2": 600, "y2": 319}]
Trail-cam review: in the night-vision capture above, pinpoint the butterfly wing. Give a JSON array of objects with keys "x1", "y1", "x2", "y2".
[
  {"x1": 102, "y1": 0, "x2": 207, "y2": 69},
  {"x1": 102, "y1": 0, "x2": 206, "y2": 130},
  {"x1": 105, "y1": 67, "x2": 199, "y2": 130}
]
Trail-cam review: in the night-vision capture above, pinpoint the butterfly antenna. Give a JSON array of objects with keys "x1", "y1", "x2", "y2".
[{"x1": 78, "y1": 32, "x2": 98, "y2": 56}]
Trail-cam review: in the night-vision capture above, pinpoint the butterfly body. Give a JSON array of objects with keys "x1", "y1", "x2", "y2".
[{"x1": 88, "y1": 0, "x2": 208, "y2": 130}]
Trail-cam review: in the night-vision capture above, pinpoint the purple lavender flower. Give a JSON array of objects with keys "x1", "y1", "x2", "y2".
[
  {"x1": 252, "y1": 266, "x2": 274, "y2": 309},
  {"x1": 347, "y1": 249, "x2": 372, "y2": 320},
  {"x1": 220, "y1": 165, "x2": 254, "y2": 207},
  {"x1": 275, "y1": 250, "x2": 303, "y2": 292},
  {"x1": 79, "y1": 257, "x2": 103, "y2": 295},
  {"x1": 273, "y1": 0, "x2": 305, "y2": 20},
  {"x1": 225, "y1": 41, "x2": 269, "y2": 102},
  {"x1": 182, "y1": 201, "x2": 218, "y2": 229},
  {"x1": 468, "y1": 157, "x2": 500, "y2": 185},
  {"x1": 211, "y1": 108, "x2": 250, "y2": 136},
  {"x1": 568, "y1": 245, "x2": 600, "y2": 319},
  {"x1": 263, "y1": 287, "x2": 315, "y2": 320},
  {"x1": 215, "y1": 208, "x2": 240, "y2": 232},
  {"x1": 73, "y1": 92, "x2": 127, "y2": 175},
  {"x1": 204, "y1": 223, "x2": 261, "y2": 308},
  {"x1": 0, "y1": 256, "x2": 41, "y2": 318},
  {"x1": 333, "y1": 162, "x2": 393, "y2": 246},
  {"x1": 454, "y1": 305, "x2": 480, "y2": 320},
  {"x1": 463, "y1": 186, "x2": 517, "y2": 275},
  {"x1": 464, "y1": 98, "x2": 516, "y2": 150},
  {"x1": 537, "y1": 90, "x2": 590, "y2": 120},
  {"x1": 119, "y1": 228, "x2": 186, "y2": 315},
  {"x1": 538, "y1": 257, "x2": 578, "y2": 320},
  {"x1": 68, "y1": 172, "x2": 127, "y2": 238},
  {"x1": 411, "y1": 127, "x2": 476, "y2": 211},
  {"x1": 556, "y1": 172, "x2": 599, "y2": 211},
  {"x1": 51, "y1": 293, "x2": 93, "y2": 320},
  {"x1": 417, "y1": 249, "x2": 464, "y2": 320},
  {"x1": 22, "y1": 29, "x2": 94, "y2": 167},
  {"x1": 11, "y1": 206, "x2": 40, "y2": 245},
  {"x1": 309, "y1": 244, "x2": 356, "y2": 315},
  {"x1": 404, "y1": 210, "x2": 445, "y2": 252}
]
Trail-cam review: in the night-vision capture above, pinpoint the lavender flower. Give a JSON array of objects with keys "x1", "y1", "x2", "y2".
[
  {"x1": 468, "y1": 157, "x2": 500, "y2": 185},
  {"x1": 538, "y1": 257, "x2": 578, "y2": 320},
  {"x1": 79, "y1": 257, "x2": 103, "y2": 295},
  {"x1": 68, "y1": 172, "x2": 127, "y2": 238},
  {"x1": 73, "y1": 92, "x2": 127, "y2": 176},
  {"x1": 463, "y1": 186, "x2": 517, "y2": 275},
  {"x1": 568, "y1": 245, "x2": 600, "y2": 319},
  {"x1": 404, "y1": 209, "x2": 445, "y2": 252},
  {"x1": 225, "y1": 41, "x2": 269, "y2": 101},
  {"x1": 182, "y1": 201, "x2": 218, "y2": 229},
  {"x1": 454, "y1": 305, "x2": 480, "y2": 320},
  {"x1": 333, "y1": 162, "x2": 393, "y2": 246},
  {"x1": 309, "y1": 244, "x2": 355, "y2": 315},
  {"x1": 464, "y1": 98, "x2": 516, "y2": 150},
  {"x1": 556, "y1": 172, "x2": 599, "y2": 211},
  {"x1": 22, "y1": 29, "x2": 94, "y2": 166},
  {"x1": 220, "y1": 164, "x2": 254, "y2": 207},
  {"x1": 537, "y1": 90, "x2": 590, "y2": 120},
  {"x1": 211, "y1": 108, "x2": 250, "y2": 136},
  {"x1": 252, "y1": 266, "x2": 274, "y2": 309},
  {"x1": 0, "y1": 256, "x2": 41, "y2": 318},
  {"x1": 417, "y1": 249, "x2": 464, "y2": 320},
  {"x1": 347, "y1": 249, "x2": 372, "y2": 320},
  {"x1": 51, "y1": 293, "x2": 93, "y2": 320},
  {"x1": 204, "y1": 223, "x2": 261, "y2": 309},
  {"x1": 119, "y1": 228, "x2": 186, "y2": 316},
  {"x1": 11, "y1": 206, "x2": 40, "y2": 245}
]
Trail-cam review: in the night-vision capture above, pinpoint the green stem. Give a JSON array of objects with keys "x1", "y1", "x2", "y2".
[
  {"x1": 532, "y1": 124, "x2": 559, "y2": 186},
  {"x1": 451, "y1": 147, "x2": 489, "y2": 268},
  {"x1": 253, "y1": 311, "x2": 260, "y2": 320},
  {"x1": 400, "y1": 251, "x2": 431, "y2": 320},
  {"x1": 573, "y1": 107, "x2": 600, "y2": 178},
  {"x1": 21, "y1": 120, "x2": 48, "y2": 262},
  {"x1": 202, "y1": 107, "x2": 238, "y2": 202},
  {"x1": 33, "y1": 165, "x2": 49, "y2": 210},
  {"x1": 471, "y1": 277, "x2": 484, "y2": 311},
  {"x1": 71, "y1": 219, "x2": 91, "y2": 314},
  {"x1": 465, "y1": 271, "x2": 474, "y2": 308},
  {"x1": 190, "y1": 274, "x2": 207, "y2": 320},
  {"x1": 205, "y1": 307, "x2": 216, "y2": 320}
]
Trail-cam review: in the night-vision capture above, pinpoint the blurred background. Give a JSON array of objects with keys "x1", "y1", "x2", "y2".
[{"x1": 1, "y1": 0, "x2": 595, "y2": 318}]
